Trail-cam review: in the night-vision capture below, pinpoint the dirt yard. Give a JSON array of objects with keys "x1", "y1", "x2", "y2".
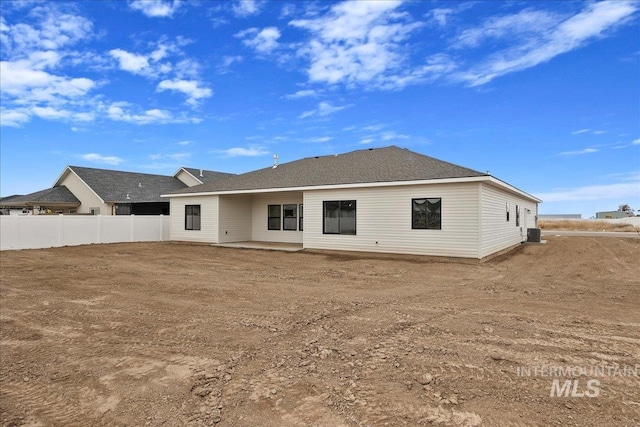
[{"x1": 1, "y1": 236, "x2": 639, "y2": 426}]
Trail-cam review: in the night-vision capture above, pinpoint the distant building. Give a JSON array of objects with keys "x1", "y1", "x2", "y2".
[
  {"x1": 595, "y1": 211, "x2": 634, "y2": 219},
  {"x1": 538, "y1": 214, "x2": 582, "y2": 220}
]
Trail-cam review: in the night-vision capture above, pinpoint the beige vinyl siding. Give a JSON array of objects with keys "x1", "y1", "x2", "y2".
[
  {"x1": 175, "y1": 170, "x2": 202, "y2": 187},
  {"x1": 479, "y1": 183, "x2": 538, "y2": 258},
  {"x1": 59, "y1": 172, "x2": 109, "y2": 215},
  {"x1": 169, "y1": 195, "x2": 219, "y2": 243},
  {"x1": 303, "y1": 183, "x2": 480, "y2": 258},
  {"x1": 218, "y1": 195, "x2": 252, "y2": 243},
  {"x1": 251, "y1": 192, "x2": 303, "y2": 244}
]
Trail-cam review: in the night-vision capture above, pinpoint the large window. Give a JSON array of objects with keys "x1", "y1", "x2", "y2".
[
  {"x1": 185, "y1": 205, "x2": 201, "y2": 230},
  {"x1": 283, "y1": 204, "x2": 297, "y2": 230},
  {"x1": 412, "y1": 198, "x2": 441, "y2": 230},
  {"x1": 268, "y1": 205, "x2": 281, "y2": 230},
  {"x1": 323, "y1": 200, "x2": 356, "y2": 235}
]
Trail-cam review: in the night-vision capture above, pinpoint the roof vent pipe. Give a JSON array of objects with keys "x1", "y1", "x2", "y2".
[
  {"x1": 273, "y1": 154, "x2": 279, "y2": 169},
  {"x1": 199, "y1": 169, "x2": 203, "y2": 177}
]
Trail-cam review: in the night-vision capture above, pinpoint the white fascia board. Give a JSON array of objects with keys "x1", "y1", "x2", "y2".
[
  {"x1": 162, "y1": 176, "x2": 497, "y2": 198},
  {"x1": 52, "y1": 166, "x2": 72, "y2": 188}
]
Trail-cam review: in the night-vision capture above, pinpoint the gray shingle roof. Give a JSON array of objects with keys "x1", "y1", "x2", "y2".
[
  {"x1": 181, "y1": 168, "x2": 236, "y2": 184},
  {"x1": 0, "y1": 186, "x2": 80, "y2": 206},
  {"x1": 169, "y1": 146, "x2": 487, "y2": 195},
  {"x1": 68, "y1": 166, "x2": 188, "y2": 203}
]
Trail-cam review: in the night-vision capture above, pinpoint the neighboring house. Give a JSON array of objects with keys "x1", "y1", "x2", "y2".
[
  {"x1": 162, "y1": 146, "x2": 541, "y2": 259},
  {"x1": 0, "y1": 187, "x2": 80, "y2": 215},
  {"x1": 1, "y1": 166, "x2": 233, "y2": 216},
  {"x1": 595, "y1": 210, "x2": 634, "y2": 219}
]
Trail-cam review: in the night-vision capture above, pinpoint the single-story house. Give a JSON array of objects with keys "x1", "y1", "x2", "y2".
[
  {"x1": 0, "y1": 187, "x2": 80, "y2": 215},
  {"x1": 1, "y1": 166, "x2": 234, "y2": 215},
  {"x1": 162, "y1": 146, "x2": 541, "y2": 259}
]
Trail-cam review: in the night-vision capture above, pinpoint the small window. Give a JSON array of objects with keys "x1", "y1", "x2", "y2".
[
  {"x1": 412, "y1": 198, "x2": 441, "y2": 230},
  {"x1": 268, "y1": 205, "x2": 281, "y2": 230},
  {"x1": 516, "y1": 205, "x2": 520, "y2": 227},
  {"x1": 185, "y1": 205, "x2": 201, "y2": 230},
  {"x1": 299, "y1": 204, "x2": 303, "y2": 231},
  {"x1": 90, "y1": 207, "x2": 100, "y2": 215},
  {"x1": 323, "y1": 200, "x2": 356, "y2": 235},
  {"x1": 283, "y1": 204, "x2": 297, "y2": 230},
  {"x1": 506, "y1": 202, "x2": 510, "y2": 222}
]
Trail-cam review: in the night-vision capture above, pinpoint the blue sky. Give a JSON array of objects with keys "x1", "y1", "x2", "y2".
[{"x1": 1, "y1": 0, "x2": 639, "y2": 217}]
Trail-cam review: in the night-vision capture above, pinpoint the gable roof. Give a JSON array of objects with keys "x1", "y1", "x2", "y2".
[
  {"x1": 0, "y1": 186, "x2": 80, "y2": 207},
  {"x1": 168, "y1": 146, "x2": 488, "y2": 195},
  {"x1": 177, "y1": 167, "x2": 236, "y2": 184},
  {"x1": 59, "y1": 166, "x2": 188, "y2": 203}
]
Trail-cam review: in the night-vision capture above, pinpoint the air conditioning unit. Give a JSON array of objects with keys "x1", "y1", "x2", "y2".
[{"x1": 527, "y1": 228, "x2": 541, "y2": 243}]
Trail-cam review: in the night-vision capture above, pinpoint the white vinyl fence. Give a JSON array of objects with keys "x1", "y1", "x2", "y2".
[{"x1": 0, "y1": 215, "x2": 170, "y2": 251}]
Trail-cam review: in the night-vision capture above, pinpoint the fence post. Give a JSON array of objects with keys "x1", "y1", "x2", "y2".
[
  {"x1": 12, "y1": 216, "x2": 18, "y2": 250},
  {"x1": 159, "y1": 214, "x2": 164, "y2": 242},
  {"x1": 97, "y1": 214, "x2": 102, "y2": 244},
  {"x1": 130, "y1": 214, "x2": 135, "y2": 242},
  {"x1": 58, "y1": 214, "x2": 64, "y2": 247}
]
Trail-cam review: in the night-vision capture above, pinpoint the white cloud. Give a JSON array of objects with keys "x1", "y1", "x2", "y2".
[
  {"x1": 149, "y1": 152, "x2": 190, "y2": 161},
  {"x1": 362, "y1": 124, "x2": 386, "y2": 132},
  {"x1": 237, "y1": 27, "x2": 281, "y2": 53},
  {"x1": 454, "y1": 1, "x2": 638, "y2": 86},
  {"x1": 106, "y1": 102, "x2": 200, "y2": 125},
  {"x1": 536, "y1": 179, "x2": 640, "y2": 202},
  {"x1": 359, "y1": 138, "x2": 374, "y2": 145},
  {"x1": 157, "y1": 79, "x2": 212, "y2": 106},
  {"x1": 0, "y1": 6, "x2": 101, "y2": 126},
  {"x1": 82, "y1": 153, "x2": 124, "y2": 165},
  {"x1": 559, "y1": 147, "x2": 598, "y2": 156},
  {"x1": 129, "y1": 0, "x2": 182, "y2": 18},
  {"x1": 233, "y1": 0, "x2": 262, "y2": 17},
  {"x1": 215, "y1": 145, "x2": 269, "y2": 157},
  {"x1": 0, "y1": 109, "x2": 31, "y2": 127},
  {"x1": 0, "y1": 59, "x2": 96, "y2": 102},
  {"x1": 304, "y1": 136, "x2": 332, "y2": 143},
  {"x1": 109, "y1": 48, "x2": 150, "y2": 73},
  {"x1": 177, "y1": 140, "x2": 192, "y2": 146},
  {"x1": 290, "y1": 1, "x2": 424, "y2": 88},
  {"x1": 381, "y1": 131, "x2": 410, "y2": 141},
  {"x1": 0, "y1": 8, "x2": 93, "y2": 56},
  {"x1": 633, "y1": 138, "x2": 640, "y2": 145},
  {"x1": 300, "y1": 101, "x2": 348, "y2": 119},
  {"x1": 218, "y1": 55, "x2": 243, "y2": 73},
  {"x1": 283, "y1": 89, "x2": 317, "y2": 99},
  {"x1": 429, "y1": 8, "x2": 455, "y2": 26},
  {"x1": 572, "y1": 128, "x2": 605, "y2": 135}
]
